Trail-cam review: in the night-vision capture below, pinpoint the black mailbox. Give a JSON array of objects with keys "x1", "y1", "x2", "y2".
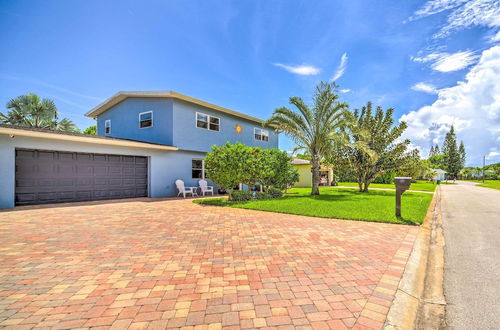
[{"x1": 394, "y1": 177, "x2": 412, "y2": 216}]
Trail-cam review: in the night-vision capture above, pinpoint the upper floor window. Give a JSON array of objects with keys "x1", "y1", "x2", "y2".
[
  {"x1": 192, "y1": 159, "x2": 205, "y2": 179},
  {"x1": 196, "y1": 112, "x2": 220, "y2": 132},
  {"x1": 254, "y1": 128, "x2": 269, "y2": 142},
  {"x1": 105, "y1": 120, "x2": 111, "y2": 134},
  {"x1": 139, "y1": 111, "x2": 153, "y2": 128}
]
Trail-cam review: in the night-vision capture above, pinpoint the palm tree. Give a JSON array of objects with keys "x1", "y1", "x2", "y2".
[
  {"x1": 0, "y1": 93, "x2": 78, "y2": 132},
  {"x1": 266, "y1": 82, "x2": 349, "y2": 195}
]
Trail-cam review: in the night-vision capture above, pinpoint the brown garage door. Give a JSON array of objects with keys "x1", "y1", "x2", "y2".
[{"x1": 15, "y1": 149, "x2": 148, "y2": 206}]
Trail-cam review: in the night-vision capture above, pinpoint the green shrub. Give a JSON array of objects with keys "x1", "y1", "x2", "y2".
[
  {"x1": 231, "y1": 190, "x2": 253, "y2": 201},
  {"x1": 267, "y1": 188, "x2": 283, "y2": 198},
  {"x1": 254, "y1": 192, "x2": 272, "y2": 200}
]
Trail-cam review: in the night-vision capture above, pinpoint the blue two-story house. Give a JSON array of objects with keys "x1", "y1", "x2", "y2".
[{"x1": 0, "y1": 91, "x2": 278, "y2": 208}]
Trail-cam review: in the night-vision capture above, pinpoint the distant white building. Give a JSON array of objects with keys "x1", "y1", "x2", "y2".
[{"x1": 431, "y1": 168, "x2": 447, "y2": 181}]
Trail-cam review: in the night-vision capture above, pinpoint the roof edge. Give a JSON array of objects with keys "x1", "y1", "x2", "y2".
[
  {"x1": 85, "y1": 91, "x2": 267, "y2": 124},
  {"x1": 0, "y1": 126, "x2": 178, "y2": 151}
]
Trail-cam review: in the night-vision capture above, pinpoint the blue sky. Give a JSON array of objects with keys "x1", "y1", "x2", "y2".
[{"x1": 1, "y1": 0, "x2": 499, "y2": 166}]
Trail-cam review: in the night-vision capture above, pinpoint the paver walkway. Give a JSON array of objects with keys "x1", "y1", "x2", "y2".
[{"x1": 0, "y1": 198, "x2": 418, "y2": 329}]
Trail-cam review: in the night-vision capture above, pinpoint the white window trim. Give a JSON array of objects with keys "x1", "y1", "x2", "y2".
[
  {"x1": 139, "y1": 111, "x2": 153, "y2": 129},
  {"x1": 105, "y1": 119, "x2": 111, "y2": 134},
  {"x1": 196, "y1": 112, "x2": 220, "y2": 132},
  {"x1": 192, "y1": 159, "x2": 205, "y2": 179},
  {"x1": 254, "y1": 127, "x2": 269, "y2": 142}
]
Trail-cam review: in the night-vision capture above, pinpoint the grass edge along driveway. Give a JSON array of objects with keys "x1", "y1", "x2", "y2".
[{"x1": 195, "y1": 187, "x2": 433, "y2": 225}]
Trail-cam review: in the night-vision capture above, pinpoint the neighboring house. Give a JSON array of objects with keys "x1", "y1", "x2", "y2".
[
  {"x1": 431, "y1": 168, "x2": 447, "y2": 181},
  {"x1": 292, "y1": 158, "x2": 333, "y2": 188},
  {"x1": 0, "y1": 91, "x2": 278, "y2": 208}
]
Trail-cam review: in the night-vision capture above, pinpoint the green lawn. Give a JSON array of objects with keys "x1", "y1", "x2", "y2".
[
  {"x1": 471, "y1": 180, "x2": 500, "y2": 190},
  {"x1": 337, "y1": 181, "x2": 437, "y2": 192},
  {"x1": 195, "y1": 187, "x2": 434, "y2": 225}
]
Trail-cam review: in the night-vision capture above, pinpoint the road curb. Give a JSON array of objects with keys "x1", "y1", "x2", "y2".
[{"x1": 384, "y1": 187, "x2": 446, "y2": 329}]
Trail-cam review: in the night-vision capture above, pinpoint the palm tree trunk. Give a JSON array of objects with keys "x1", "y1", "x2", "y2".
[{"x1": 311, "y1": 155, "x2": 320, "y2": 195}]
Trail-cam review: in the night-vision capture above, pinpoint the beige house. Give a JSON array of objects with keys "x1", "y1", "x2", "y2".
[{"x1": 292, "y1": 159, "x2": 334, "y2": 188}]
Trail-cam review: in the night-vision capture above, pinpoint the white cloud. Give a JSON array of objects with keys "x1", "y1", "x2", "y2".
[
  {"x1": 408, "y1": 0, "x2": 500, "y2": 38},
  {"x1": 411, "y1": 50, "x2": 479, "y2": 72},
  {"x1": 412, "y1": 82, "x2": 438, "y2": 94},
  {"x1": 273, "y1": 63, "x2": 320, "y2": 75},
  {"x1": 339, "y1": 89, "x2": 351, "y2": 93},
  {"x1": 331, "y1": 53, "x2": 348, "y2": 82},
  {"x1": 488, "y1": 150, "x2": 500, "y2": 159},
  {"x1": 401, "y1": 45, "x2": 500, "y2": 165},
  {"x1": 490, "y1": 31, "x2": 500, "y2": 43}
]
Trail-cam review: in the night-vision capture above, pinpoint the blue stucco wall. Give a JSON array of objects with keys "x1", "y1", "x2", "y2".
[
  {"x1": 171, "y1": 99, "x2": 278, "y2": 152},
  {"x1": 95, "y1": 97, "x2": 279, "y2": 152},
  {"x1": 96, "y1": 98, "x2": 173, "y2": 145}
]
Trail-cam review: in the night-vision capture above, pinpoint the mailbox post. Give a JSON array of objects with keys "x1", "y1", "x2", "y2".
[{"x1": 394, "y1": 177, "x2": 412, "y2": 217}]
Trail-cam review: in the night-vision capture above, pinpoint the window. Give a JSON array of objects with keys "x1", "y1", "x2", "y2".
[
  {"x1": 196, "y1": 112, "x2": 220, "y2": 132},
  {"x1": 254, "y1": 128, "x2": 269, "y2": 142},
  {"x1": 139, "y1": 111, "x2": 153, "y2": 128},
  {"x1": 105, "y1": 120, "x2": 111, "y2": 134},
  {"x1": 192, "y1": 159, "x2": 205, "y2": 179}
]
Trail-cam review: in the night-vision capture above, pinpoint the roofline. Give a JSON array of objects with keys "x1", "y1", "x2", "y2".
[
  {"x1": 0, "y1": 127, "x2": 178, "y2": 151},
  {"x1": 85, "y1": 91, "x2": 266, "y2": 124}
]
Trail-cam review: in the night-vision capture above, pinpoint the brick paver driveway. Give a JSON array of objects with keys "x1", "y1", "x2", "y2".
[{"x1": 0, "y1": 198, "x2": 418, "y2": 329}]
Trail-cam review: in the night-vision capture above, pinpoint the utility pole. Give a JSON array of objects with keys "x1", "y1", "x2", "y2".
[{"x1": 483, "y1": 155, "x2": 486, "y2": 183}]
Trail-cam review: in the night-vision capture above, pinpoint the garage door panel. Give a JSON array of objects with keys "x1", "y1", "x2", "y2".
[
  {"x1": 58, "y1": 152, "x2": 75, "y2": 161},
  {"x1": 94, "y1": 166, "x2": 107, "y2": 175},
  {"x1": 39, "y1": 192, "x2": 57, "y2": 201},
  {"x1": 109, "y1": 166, "x2": 122, "y2": 174},
  {"x1": 109, "y1": 179, "x2": 122, "y2": 186},
  {"x1": 77, "y1": 165, "x2": 93, "y2": 175},
  {"x1": 15, "y1": 149, "x2": 148, "y2": 206},
  {"x1": 76, "y1": 178, "x2": 92, "y2": 186},
  {"x1": 75, "y1": 191, "x2": 92, "y2": 200},
  {"x1": 135, "y1": 157, "x2": 147, "y2": 164},
  {"x1": 38, "y1": 151, "x2": 56, "y2": 160},
  {"x1": 16, "y1": 179, "x2": 35, "y2": 187},
  {"x1": 39, "y1": 178, "x2": 56, "y2": 186},
  {"x1": 57, "y1": 179, "x2": 75, "y2": 187},
  {"x1": 77, "y1": 153, "x2": 92, "y2": 161},
  {"x1": 109, "y1": 155, "x2": 122, "y2": 163}
]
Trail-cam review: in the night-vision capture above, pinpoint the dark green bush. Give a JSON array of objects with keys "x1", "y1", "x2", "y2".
[
  {"x1": 230, "y1": 190, "x2": 253, "y2": 201},
  {"x1": 267, "y1": 188, "x2": 283, "y2": 198},
  {"x1": 254, "y1": 192, "x2": 272, "y2": 200}
]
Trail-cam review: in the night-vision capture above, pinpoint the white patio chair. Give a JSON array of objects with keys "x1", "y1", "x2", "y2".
[
  {"x1": 199, "y1": 179, "x2": 214, "y2": 196},
  {"x1": 176, "y1": 179, "x2": 197, "y2": 198}
]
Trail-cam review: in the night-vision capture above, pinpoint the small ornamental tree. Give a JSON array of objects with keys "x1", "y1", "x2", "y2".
[
  {"x1": 204, "y1": 143, "x2": 299, "y2": 200},
  {"x1": 257, "y1": 149, "x2": 299, "y2": 191},
  {"x1": 204, "y1": 142, "x2": 254, "y2": 200}
]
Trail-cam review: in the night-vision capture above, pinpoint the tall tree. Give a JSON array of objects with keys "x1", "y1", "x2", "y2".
[
  {"x1": 266, "y1": 82, "x2": 349, "y2": 195},
  {"x1": 428, "y1": 144, "x2": 441, "y2": 157},
  {"x1": 428, "y1": 145, "x2": 436, "y2": 157},
  {"x1": 0, "y1": 93, "x2": 78, "y2": 132},
  {"x1": 330, "y1": 102, "x2": 415, "y2": 192},
  {"x1": 434, "y1": 144, "x2": 440, "y2": 155},
  {"x1": 442, "y1": 126, "x2": 462, "y2": 179},
  {"x1": 459, "y1": 141, "x2": 466, "y2": 168}
]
